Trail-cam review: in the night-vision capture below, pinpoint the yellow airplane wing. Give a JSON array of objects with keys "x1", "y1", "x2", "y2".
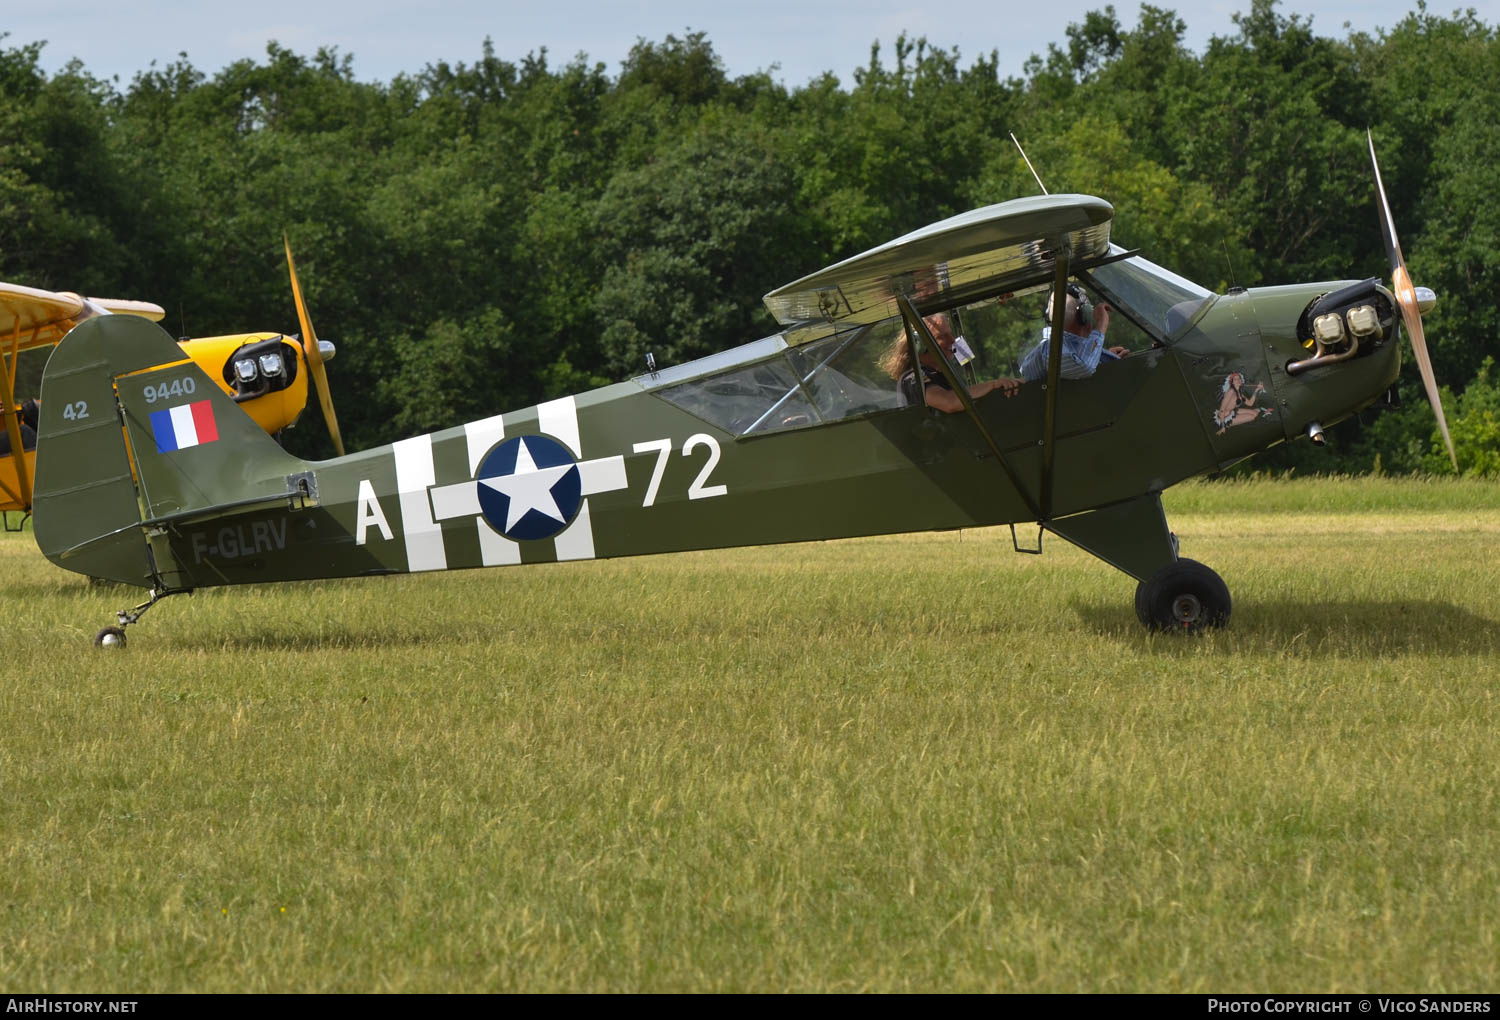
[
  {"x1": 0, "y1": 282, "x2": 166, "y2": 352},
  {"x1": 91, "y1": 297, "x2": 168, "y2": 320}
]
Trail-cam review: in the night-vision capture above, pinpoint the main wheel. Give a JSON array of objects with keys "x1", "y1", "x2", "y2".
[
  {"x1": 94, "y1": 626, "x2": 127, "y2": 649},
  {"x1": 1134, "y1": 559, "x2": 1230, "y2": 632}
]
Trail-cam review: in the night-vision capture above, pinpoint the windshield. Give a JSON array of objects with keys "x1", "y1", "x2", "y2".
[{"x1": 1084, "y1": 249, "x2": 1214, "y2": 342}]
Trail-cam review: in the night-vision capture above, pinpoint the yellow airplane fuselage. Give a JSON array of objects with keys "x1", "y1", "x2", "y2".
[{"x1": 174, "y1": 332, "x2": 310, "y2": 437}]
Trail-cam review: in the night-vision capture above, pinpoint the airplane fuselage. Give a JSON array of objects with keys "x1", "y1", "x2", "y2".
[{"x1": 34, "y1": 283, "x2": 1399, "y2": 592}]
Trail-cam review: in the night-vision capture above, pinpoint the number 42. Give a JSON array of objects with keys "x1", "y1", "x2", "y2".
[{"x1": 632, "y1": 434, "x2": 728, "y2": 507}]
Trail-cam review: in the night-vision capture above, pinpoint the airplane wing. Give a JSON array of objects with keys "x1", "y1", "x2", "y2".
[
  {"x1": 91, "y1": 297, "x2": 168, "y2": 320},
  {"x1": 0, "y1": 282, "x2": 165, "y2": 351},
  {"x1": 763, "y1": 194, "x2": 1113, "y2": 341}
]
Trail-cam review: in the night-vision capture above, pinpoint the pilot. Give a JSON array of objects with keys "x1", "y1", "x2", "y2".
[
  {"x1": 882, "y1": 313, "x2": 1022, "y2": 412},
  {"x1": 0, "y1": 398, "x2": 39, "y2": 456},
  {"x1": 1017, "y1": 284, "x2": 1130, "y2": 381}
]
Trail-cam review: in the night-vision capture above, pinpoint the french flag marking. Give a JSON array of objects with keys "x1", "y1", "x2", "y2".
[{"x1": 151, "y1": 400, "x2": 219, "y2": 453}]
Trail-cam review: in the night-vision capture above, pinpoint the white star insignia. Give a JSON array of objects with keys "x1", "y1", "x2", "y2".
[{"x1": 478, "y1": 437, "x2": 576, "y2": 531}]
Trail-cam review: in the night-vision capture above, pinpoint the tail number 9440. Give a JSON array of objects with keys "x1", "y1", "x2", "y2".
[
  {"x1": 632, "y1": 434, "x2": 729, "y2": 507},
  {"x1": 144, "y1": 377, "x2": 197, "y2": 403}
]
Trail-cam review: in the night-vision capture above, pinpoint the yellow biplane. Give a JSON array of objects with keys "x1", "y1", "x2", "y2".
[{"x1": 1, "y1": 244, "x2": 343, "y2": 526}]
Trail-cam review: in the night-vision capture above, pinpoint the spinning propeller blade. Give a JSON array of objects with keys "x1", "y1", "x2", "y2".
[
  {"x1": 1368, "y1": 130, "x2": 1456, "y2": 471},
  {"x1": 284, "y1": 236, "x2": 345, "y2": 458}
]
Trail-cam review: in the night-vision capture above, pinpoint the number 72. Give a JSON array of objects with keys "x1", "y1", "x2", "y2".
[{"x1": 631, "y1": 434, "x2": 728, "y2": 507}]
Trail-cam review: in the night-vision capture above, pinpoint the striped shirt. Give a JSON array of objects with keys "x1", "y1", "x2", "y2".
[{"x1": 1017, "y1": 327, "x2": 1110, "y2": 381}]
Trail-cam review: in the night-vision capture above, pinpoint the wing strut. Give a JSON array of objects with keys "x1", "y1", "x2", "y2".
[
  {"x1": 895, "y1": 295, "x2": 1041, "y2": 522},
  {"x1": 1039, "y1": 253, "x2": 1071, "y2": 520},
  {"x1": 2, "y1": 319, "x2": 32, "y2": 510}
]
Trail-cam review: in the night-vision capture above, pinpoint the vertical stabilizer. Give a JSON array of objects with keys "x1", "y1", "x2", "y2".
[{"x1": 33, "y1": 315, "x2": 306, "y2": 585}]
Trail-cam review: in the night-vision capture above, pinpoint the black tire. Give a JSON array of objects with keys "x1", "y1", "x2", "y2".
[
  {"x1": 94, "y1": 626, "x2": 127, "y2": 649},
  {"x1": 1134, "y1": 559, "x2": 1231, "y2": 632}
]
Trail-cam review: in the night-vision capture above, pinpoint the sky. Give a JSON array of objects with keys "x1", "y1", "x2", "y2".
[{"x1": 6, "y1": 0, "x2": 1481, "y2": 89}]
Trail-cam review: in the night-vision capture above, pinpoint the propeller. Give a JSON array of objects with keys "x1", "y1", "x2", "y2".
[
  {"x1": 1368, "y1": 130, "x2": 1457, "y2": 471},
  {"x1": 284, "y1": 236, "x2": 345, "y2": 457}
]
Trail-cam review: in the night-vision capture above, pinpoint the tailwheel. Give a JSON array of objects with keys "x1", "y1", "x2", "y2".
[
  {"x1": 1135, "y1": 559, "x2": 1231, "y2": 633},
  {"x1": 91, "y1": 586, "x2": 190, "y2": 649}
]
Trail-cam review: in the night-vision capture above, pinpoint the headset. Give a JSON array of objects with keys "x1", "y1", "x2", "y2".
[{"x1": 1043, "y1": 282, "x2": 1093, "y2": 330}]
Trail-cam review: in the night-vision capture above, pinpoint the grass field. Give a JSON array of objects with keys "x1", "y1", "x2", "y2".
[{"x1": 1, "y1": 476, "x2": 1498, "y2": 992}]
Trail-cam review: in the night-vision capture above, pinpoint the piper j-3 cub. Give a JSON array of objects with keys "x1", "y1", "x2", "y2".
[
  {"x1": 2, "y1": 243, "x2": 345, "y2": 526},
  {"x1": 32, "y1": 135, "x2": 1453, "y2": 647}
]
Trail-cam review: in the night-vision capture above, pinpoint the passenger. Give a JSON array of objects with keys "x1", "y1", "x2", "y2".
[
  {"x1": 1017, "y1": 284, "x2": 1130, "y2": 381},
  {"x1": 881, "y1": 313, "x2": 1022, "y2": 413}
]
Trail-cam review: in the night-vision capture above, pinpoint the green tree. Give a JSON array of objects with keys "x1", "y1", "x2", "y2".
[
  {"x1": 787, "y1": 33, "x2": 1016, "y2": 262},
  {"x1": 969, "y1": 114, "x2": 1248, "y2": 290},
  {"x1": 591, "y1": 124, "x2": 808, "y2": 377},
  {"x1": 1165, "y1": 1, "x2": 1373, "y2": 285},
  {"x1": 1423, "y1": 358, "x2": 1500, "y2": 476},
  {"x1": 0, "y1": 38, "x2": 136, "y2": 290}
]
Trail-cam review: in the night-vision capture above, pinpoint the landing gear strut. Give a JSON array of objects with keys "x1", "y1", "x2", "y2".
[
  {"x1": 93, "y1": 587, "x2": 190, "y2": 649},
  {"x1": 1135, "y1": 559, "x2": 1230, "y2": 632}
]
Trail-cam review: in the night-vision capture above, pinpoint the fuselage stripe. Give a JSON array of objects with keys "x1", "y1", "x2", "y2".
[
  {"x1": 463, "y1": 414, "x2": 520, "y2": 565},
  {"x1": 465, "y1": 414, "x2": 507, "y2": 475},
  {"x1": 553, "y1": 499, "x2": 595, "y2": 561},
  {"x1": 538, "y1": 396, "x2": 581, "y2": 456},
  {"x1": 535, "y1": 395, "x2": 595, "y2": 560},
  {"x1": 393, "y1": 434, "x2": 446, "y2": 572}
]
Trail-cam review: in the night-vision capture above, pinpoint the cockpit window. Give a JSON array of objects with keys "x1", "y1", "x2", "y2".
[
  {"x1": 657, "y1": 358, "x2": 815, "y2": 435},
  {"x1": 784, "y1": 319, "x2": 906, "y2": 422},
  {"x1": 1084, "y1": 247, "x2": 1215, "y2": 342},
  {"x1": 945, "y1": 282, "x2": 1148, "y2": 378},
  {"x1": 654, "y1": 319, "x2": 905, "y2": 436}
]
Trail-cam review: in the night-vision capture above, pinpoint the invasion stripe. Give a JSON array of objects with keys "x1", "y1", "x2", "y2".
[
  {"x1": 537, "y1": 394, "x2": 601, "y2": 562},
  {"x1": 554, "y1": 499, "x2": 595, "y2": 561},
  {"x1": 538, "y1": 396, "x2": 580, "y2": 456},
  {"x1": 463, "y1": 415, "x2": 520, "y2": 566},
  {"x1": 393, "y1": 435, "x2": 446, "y2": 572}
]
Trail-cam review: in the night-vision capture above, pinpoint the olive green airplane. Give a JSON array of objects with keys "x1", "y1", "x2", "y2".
[{"x1": 31, "y1": 134, "x2": 1454, "y2": 646}]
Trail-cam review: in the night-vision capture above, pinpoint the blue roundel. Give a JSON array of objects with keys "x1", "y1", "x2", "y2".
[{"x1": 475, "y1": 435, "x2": 583, "y2": 541}]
